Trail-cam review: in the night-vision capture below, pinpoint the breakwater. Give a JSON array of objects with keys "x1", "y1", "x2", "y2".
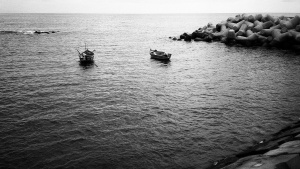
[
  {"x1": 206, "y1": 120, "x2": 300, "y2": 169},
  {"x1": 171, "y1": 14, "x2": 300, "y2": 52}
]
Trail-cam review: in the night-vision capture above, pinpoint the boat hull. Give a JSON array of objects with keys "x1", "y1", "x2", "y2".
[{"x1": 150, "y1": 54, "x2": 171, "y2": 60}]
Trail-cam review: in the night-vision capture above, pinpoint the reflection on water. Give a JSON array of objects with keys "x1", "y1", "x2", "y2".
[
  {"x1": 150, "y1": 59, "x2": 171, "y2": 67},
  {"x1": 79, "y1": 61, "x2": 97, "y2": 69}
]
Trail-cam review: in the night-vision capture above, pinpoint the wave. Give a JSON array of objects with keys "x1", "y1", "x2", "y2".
[{"x1": 0, "y1": 30, "x2": 59, "y2": 35}]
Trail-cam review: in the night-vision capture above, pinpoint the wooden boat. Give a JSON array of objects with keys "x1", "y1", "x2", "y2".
[
  {"x1": 77, "y1": 46, "x2": 95, "y2": 63},
  {"x1": 149, "y1": 49, "x2": 171, "y2": 60}
]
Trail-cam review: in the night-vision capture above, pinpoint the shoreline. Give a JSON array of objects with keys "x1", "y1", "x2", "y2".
[{"x1": 205, "y1": 120, "x2": 300, "y2": 169}]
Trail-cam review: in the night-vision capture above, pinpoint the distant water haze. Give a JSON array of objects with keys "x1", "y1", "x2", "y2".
[
  {"x1": 0, "y1": 13, "x2": 300, "y2": 169},
  {"x1": 0, "y1": 0, "x2": 300, "y2": 13}
]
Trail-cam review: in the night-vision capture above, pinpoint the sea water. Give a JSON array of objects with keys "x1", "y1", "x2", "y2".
[{"x1": 1, "y1": 13, "x2": 300, "y2": 169}]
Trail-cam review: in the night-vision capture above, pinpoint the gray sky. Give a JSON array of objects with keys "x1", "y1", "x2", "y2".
[{"x1": 0, "y1": 0, "x2": 299, "y2": 13}]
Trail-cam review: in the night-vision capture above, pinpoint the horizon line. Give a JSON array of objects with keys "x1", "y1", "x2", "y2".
[{"x1": 1, "y1": 12, "x2": 300, "y2": 14}]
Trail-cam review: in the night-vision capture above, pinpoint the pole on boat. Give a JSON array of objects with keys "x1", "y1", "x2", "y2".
[
  {"x1": 76, "y1": 49, "x2": 81, "y2": 59},
  {"x1": 76, "y1": 49, "x2": 81, "y2": 54}
]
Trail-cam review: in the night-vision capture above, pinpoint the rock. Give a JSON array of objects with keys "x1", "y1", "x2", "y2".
[
  {"x1": 264, "y1": 140, "x2": 300, "y2": 156},
  {"x1": 286, "y1": 155, "x2": 300, "y2": 169},
  {"x1": 233, "y1": 14, "x2": 243, "y2": 23},
  {"x1": 212, "y1": 22, "x2": 229, "y2": 40},
  {"x1": 245, "y1": 21, "x2": 254, "y2": 29},
  {"x1": 295, "y1": 25, "x2": 300, "y2": 32},
  {"x1": 253, "y1": 21, "x2": 263, "y2": 32},
  {"x1": 254, "y1": 14, "x2": 263, "y2": 21},
  {"x1": 191, "y1": 31, "x2": 198, "y2": 39},
  {"x1": 227, "y1": 17, "x2": 235, "y2": 22},
  {"x1": 221, "y1": 154, "x2": 299, "y2": 169},
  {"x1": 280, "y1": 15, "x2": 300, "y2": 30},
  {"x1": 254, "y1": 135, "x2": 294, "y2": 153},
  {"x1": 248, "y1": 15, "x2": 255, "y2": 23},
  {"x1": 216, "y1": 21, "x2": 227, "y2": 32},
  {"x1": 242, "y1": 13, "x2": 249, "y2": 21},
  {"x1": 195, "y1": 32, "x2": 207, "y2": 38},
  {"x1": 207, "y1": 22, "x2": 214, "y2": 28},
  {"x1": 212, "y1": 29, "x2": 229, "y2": 40},
  {"x1": 260, "y1": 29, "x2": 273, "y2": 36},
  {"x1": 279, "y1": 15, "x2": 285, "y2": 20},
  {"x1": 253, "y1": 21, "x2": 273, "y2": 32},
  {"x1": 203, "y1": 34, "x2": 213, "y2": 42},
  {"x1": 236, "y1": 23, "x2": 248, "y2": 36},
  {"x1": 288, "y1": 30, "x2": 300, "y2": 42},
  {"x1": 200, "y1": 25, "x2": 208, "y2": 32},
  {"x1": 34, "y1": 30, "x2": 58, "y2": 34},
  {"x1": 257, "y1": 34, "x2": 270, "y2": 46},
  {"x1": 281, "y1": 27, "x2": 288, "y2": 33},
  {"x1": 246, "y1": 30, "x2": 254, "y2": 37},
  {"x1": 270, "y1": 29, "x2": 292, "y2": 46},
  {"x1": 236, "y1": 33, "x2": 258, "y2": 46},
  {"x1": 184, "y1": 34, "x2": 192, "y2": 41},
  {"x1": 227, "y1": 22, "x2": 235, "y2": 30},
  {"x1": 194, "y1": 37, "x2": 204, "y2": 42},
  {"x1": 270, "y1": 24, "x2": 281, "y2": 30},
  {"x1": 233, "y1": 20, "x2": 245, "y2": 32},
  {"x1": 262, "y1": 14, "x2": 275, "y2": 23},
  {"x1": 220, "y1": 37, "x2": 228, "y2": 43},
  {"x1": 280, "y1": 140, "x2": 300, "y2": 148},
  {"x1": 274, "y1": 18, "x2": 281, "y2": 25},
  {"x1": 204, "y1": 28, "x2": 215, "y2": 34},
  {"x1": 227, "y1": 29, "x2": 236, "y2": 39},
  {"x1": 262, "y1": 21, "x2": 274, "y2": 29}
]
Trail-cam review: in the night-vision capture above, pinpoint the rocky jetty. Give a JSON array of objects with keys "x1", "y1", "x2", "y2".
[
  {"x1": 0, "y1": 30, "x2": 59, "y2": 35},
  {"x1": 205, "y1": 120, "x2": 300, "y2": 169},
  {"x1": 171, "y1": 14, "x2": 300, "y2": 52},
  {"x1": 34, "y1": 30, "x2": 59, "y2": 34}
]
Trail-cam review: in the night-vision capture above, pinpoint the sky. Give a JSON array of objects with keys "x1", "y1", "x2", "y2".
[{"x1": 0, "y1": 0, "x2": 299, "y2": 13}]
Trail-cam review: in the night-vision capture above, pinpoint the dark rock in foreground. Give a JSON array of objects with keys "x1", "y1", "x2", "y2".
[{"x1": 206, "y1": 120, "x2": 300, "y2": 169}]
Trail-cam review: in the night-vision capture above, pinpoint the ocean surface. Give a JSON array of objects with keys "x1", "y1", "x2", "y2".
[{"x1": 0, "y1": 13, "x2": 300, "y2": 169}]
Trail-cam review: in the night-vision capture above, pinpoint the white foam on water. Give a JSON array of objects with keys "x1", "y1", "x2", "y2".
[{"x1": 23, "y1": 30, "x2": 35, "y2": 34}]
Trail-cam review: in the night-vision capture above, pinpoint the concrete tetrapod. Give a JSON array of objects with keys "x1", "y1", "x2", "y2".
[
  {"x1": 289, "y1": 30, "x2": 300, "y2": 42},
  {"x1": 248, "y1": 15, "x2": 255, "y2": 23},
  {"x1": 280, "y1": 15, "x2": 300, "y2": 30},
  {"x1": 236, "y1": 23, "x2": 248, "y2": 36},
  {"x1": 254, "y1": 14, "x2": 263, "y2": 21},
  {"x1": 212, "y1": 22, "x2": 228, "y2": 40},
  {"x1": 269, "y1": 29, "x2": 292, "y2": 46}
]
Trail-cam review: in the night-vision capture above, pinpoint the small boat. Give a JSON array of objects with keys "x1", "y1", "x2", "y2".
[
  {"x1": 77, "y1": 46, "x2": 95, "y2": 63},
  {"x1": 149, "y1": 49, "x2": 171, "y2": 60}
]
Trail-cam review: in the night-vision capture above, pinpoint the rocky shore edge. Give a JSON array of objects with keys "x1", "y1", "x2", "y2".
[
  {"x1": 205, "y1": 120, "x2": 300, "y2": 169},
  {"x1": 170, "y1": 14, "x2": 300, "y2": 53}
]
